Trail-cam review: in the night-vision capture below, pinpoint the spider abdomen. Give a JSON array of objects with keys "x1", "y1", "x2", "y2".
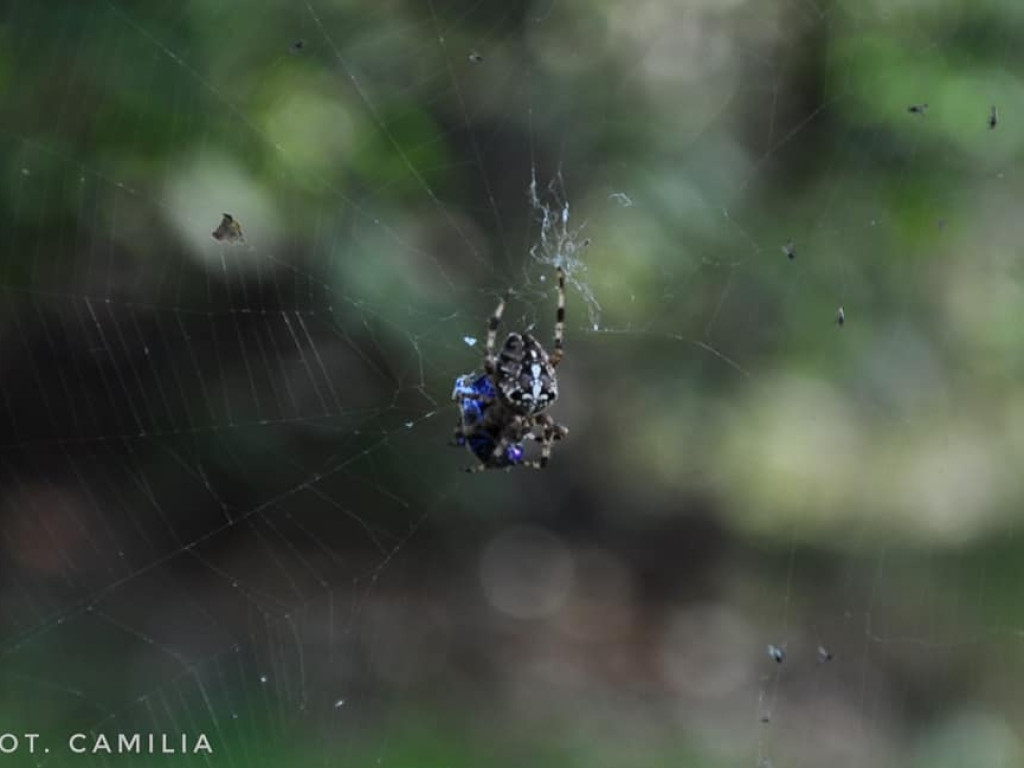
[{"x1": 498, "y1": 333, "x2": 558, "y2": 415}]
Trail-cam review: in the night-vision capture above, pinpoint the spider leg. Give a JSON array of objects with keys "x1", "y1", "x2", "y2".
[
  {"x1": 484, "y1": 290, "x2": 511, "y2": 377},
  {"x1": 520, "y1": 416, "x2": 556, "y2": 469},
  {"x1": 536, "y1": 413, "x2": 569, "y2": 440},
  {"x1": 549, "y1": 267, "x2": 566, "y2": 368},
  {"x1": 489, "y1": 434, "x2": 512, "y2": 463},
  {"x1": 462, "y1": 430, "x2": 512, "y2": 473},
  {"x1": 488, "y1": 416, "x2": 524, "y2": 462},
  {"x1": 462, "y1": 417, "x2": 522, "y2": 473},
  {"x1": 522, "y1": 435, "x2": 554, "y2": 469}
]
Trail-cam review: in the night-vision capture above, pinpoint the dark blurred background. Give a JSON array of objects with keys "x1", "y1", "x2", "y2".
[{"x1": 2, "y1": 0, "x2": 1024, "y2": 765}]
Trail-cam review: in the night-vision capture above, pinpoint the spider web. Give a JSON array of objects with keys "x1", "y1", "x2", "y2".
[{"x1": 1, "y1": 0, "x2": 1023, "y2": 766}]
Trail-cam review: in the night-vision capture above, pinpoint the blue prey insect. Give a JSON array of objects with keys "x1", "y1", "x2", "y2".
[{"x1": 451, "y1": 374, "x2": 525, "y2": 468}]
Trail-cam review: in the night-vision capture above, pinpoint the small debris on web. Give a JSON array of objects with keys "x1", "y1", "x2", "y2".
[
  {"x1": 289, "y1": 39, "x2": 306, "y2": 54},
  {"x1": 781, "y1": 241, "x2": 796, "y2": 260},
  {"x1": 212, "y1": 213, "x2": 245, "y2": 244},
  {"x1": 817, "y1": 644, "x2": 834, "y2": 663},
  {"x1": 989, "y1": 105, "x2": 998, "y2": 130},
  {"x1": 760, "y1": 714, "x2": 771, "y2": 723},
  {"x1": 908, "y1": 102, "x2": 928, "y2": 115},
  {"x1": 334, "y1": 699, "x2": 346, "y2": 708},
  {"x1": 463, "y1": 336, "x2": 478, "y2": 347},
  {"x1": 767, "y1": 644, "x2": 785, "y2": 663},
  {"x1": 468, "y1": 50, "x2": 484, "y2": 64},
  {"x1": 259, "y1": 674, "x2": 268, "y2": 683},
  {"x1": 608, "y1": 192, "x2": 634, "y2": 207},
  {"x1": 836, "y1": 306, "x2": 845, "y2": 327},
  {"x1": 20, "y1": 167, "x2": 30, "y2": 177}
]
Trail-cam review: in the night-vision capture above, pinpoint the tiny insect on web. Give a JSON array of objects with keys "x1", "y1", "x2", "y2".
[
  {"x1": 211, "y1": 212, "x2": 244, "y2": 243},
  {"x1": 451, "y1": 268, "x2": 569, "y2": 472}
]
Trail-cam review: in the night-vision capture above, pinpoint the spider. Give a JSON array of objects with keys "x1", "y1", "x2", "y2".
[{"x1": 451, "y1": 268, "x2": 569, "y2": 472}]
